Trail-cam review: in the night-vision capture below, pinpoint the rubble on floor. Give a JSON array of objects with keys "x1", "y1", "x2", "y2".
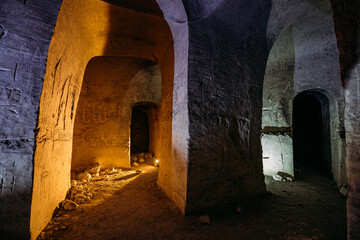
[
  {"x1": 63, "y1": 166, "x2": 138, "y2": 212},
  {"x1": 133, "y1": 162, "x2": 140, "y2": 167},
  {"x1": 339, "y1": 184, "x2": 349, "y2": 196},
  {"x1": 198, "y1": 215, "x2": 211, "y2": 225},
  {"x1": 37, "y1": 167, "x2": 346, "y2": 240},
  {"x1": 62, "y1": 199, "x2": 78, "y2": 211},
  {"x1": 131, "y1": 152, "x2": 154, "y2": 166},
  {"x1": 66, "y1": 163, "x2": 141, "y2": 210},
  {"x1": 273, "y1": 171, "x2": 294, "y2": 182},
  {"x1": 38, "y1": 164, "x2": 143, "y2": 240}
]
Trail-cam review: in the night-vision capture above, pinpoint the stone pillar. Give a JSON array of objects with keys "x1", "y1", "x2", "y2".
[
  {"x1": 0, "y1": 1, "x2": 62, "y2": 238},
  {"x1": 182, "y1": 0, "x2": 271, "y2": 211}
]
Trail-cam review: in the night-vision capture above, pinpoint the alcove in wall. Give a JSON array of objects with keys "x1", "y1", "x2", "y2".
[
  {"x1": 130, "y1": 102, "x2": 160, "y2": 156},
  {"x1": 29, "y1": 1, "x2": 184, "y2": 237},
  {"x1": 72, "y1": 56, "x2": 162, "y2": 171},
  {"x1": 262, "y1": 0, "x2": 346, "y2": 185},
  {"x1": 293, "y1": 91, "x2": 332, "y2": 177},
  {"x1": 131, "y1": 108, "x2": 149, "y2": 154}
]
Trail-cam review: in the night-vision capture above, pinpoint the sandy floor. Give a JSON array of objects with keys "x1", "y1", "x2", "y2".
[{"x1": 37, "y1": 163, "x2": 346, "y2": 240}]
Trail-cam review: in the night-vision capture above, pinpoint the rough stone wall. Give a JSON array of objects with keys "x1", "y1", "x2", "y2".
[
  {"x1": 31, "y1": 2, "x2": 107, "y2": 237},
  {"x1": 155, "y1": 0, "x2": 190, "y2": 214},
  {"x1": 267, "y1": 0, "x2": 332, "y2": 45},
  {"x1": 263, "y1": 0, "x2": 346, "y2": 186},
  {"x1": 290, "y1": 0, "x2": 345, "y2": 185},
  {"x1": 343, "y1": 58, "x2": 360, "y2": 240},
  {"x1": 292, "y1": 1, "x2": 342, "y2": 101},
  {"x1": 30, "y1": 1, "x2": 177, "y2": 238},
  {"x1": 183, "y1": 0, "x2": 271, "y2": 211},
  {"x1": 72, "y1": 57, "x2": 162, "y2": 170},
  {"x1": 1, "y1": 1, "x2": 356, "y2": 239},
  {"x1": 0, "y1": 0, "x2": 62, "y2": 238},
  {"x1": 0, "y1": 1, "x2": 189, "y2": 236},
  {"x1": 262, "y1": 27, "x2": 294, "y2": 129},
  {"x1": 262, "y1": 26, "x2": 294, "y2": 177},
  {"x1": 330, "y1": 0, "x2": 360, "y2": 238}
]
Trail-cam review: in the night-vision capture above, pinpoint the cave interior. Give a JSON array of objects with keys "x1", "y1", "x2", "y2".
[{"x1": 0, "y1": 0, "x2": 359, "y2": 239}]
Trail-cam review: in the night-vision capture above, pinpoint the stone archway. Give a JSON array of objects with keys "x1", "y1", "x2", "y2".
[
  {"x1": 131, "y1": 108, "x2": 150, "y2": 154},
  {"x1": 29, "y1": 1, "x2": 189, "y2": 238},
  {"x1": 71, "y1": 57, "x2": 162, "y2": 170},
  {"x1": 262, "y1": 0, "x2": 345, "y2": 187},
  {"x1": 130, "y1": 102, "x2": 160, "y2": 157},
  {"x1": 1, "y1": 0, "x2": 356, "y2": 238},
  {"x1": 293, "y1": 91, "x2": 332, "y2": 176}
]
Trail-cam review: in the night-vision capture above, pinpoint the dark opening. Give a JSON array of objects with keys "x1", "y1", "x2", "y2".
[
  {"x1": 293, "y1": 92, "x2": 332, "y2": 177},
  {"x1": 131, "y1": 108, "x2": 150, "y2": 153}
]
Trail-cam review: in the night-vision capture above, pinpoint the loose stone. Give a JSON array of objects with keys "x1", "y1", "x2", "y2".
[
  {"x1": 198, "y1": 215, "x2": 210, "y2": 225},
  {"x1": 62, "y1": 200, "x2": 78, "y2": 211}
]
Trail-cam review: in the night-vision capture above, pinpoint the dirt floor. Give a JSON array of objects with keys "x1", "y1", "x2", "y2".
[{"x1": 37, "y1": 162, "x2": 347, "y2": 240}]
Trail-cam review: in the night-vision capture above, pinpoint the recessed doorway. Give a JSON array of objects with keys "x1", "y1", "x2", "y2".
[
  {"x1": 293, "y1": 91, "x2": 332, "y2": 177},
  {"x1": 131, "y1": 108, "x2": 150, "y2": 154}
]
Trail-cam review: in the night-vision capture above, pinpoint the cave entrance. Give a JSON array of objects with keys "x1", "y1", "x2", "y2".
[
  {"x1": 129, "y1": 102, "x2": 159, "y2": 166},
  {"x1": 131, "y1": 108, "x2": 150, "y2": 154},
  {"x1": 293, "y1": 91, "x2": 332, "y2": 177}
]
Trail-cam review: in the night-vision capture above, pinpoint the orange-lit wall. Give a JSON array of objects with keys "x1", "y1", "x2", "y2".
[{"x1": 30, "y1": 1, "x2": 177, "y2": 238}]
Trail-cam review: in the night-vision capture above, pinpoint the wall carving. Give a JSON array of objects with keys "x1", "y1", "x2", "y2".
[
  {"x1": 76, "y1": 104, "x2": 123, "y2": 124},
  {"x1": 73, "y1": 132, "x2": 124, "y2": 149}
]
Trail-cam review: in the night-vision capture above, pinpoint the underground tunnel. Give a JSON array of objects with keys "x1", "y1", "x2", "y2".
[
  {"x1": 0, "y1": 0, "x2": 359, "y2": 239},
  {"x1": 293, "y1": 91, "x2": 332, "y2": 177},
  {"x1": 131, "y1": 108, "x2": 150, "y2": 154},
  {"x1": 130, "y1": 103, "x2": 160, "y2": 155},
  {"x1": 71, "y1": 56, "x2": 162, "y2": 170}
]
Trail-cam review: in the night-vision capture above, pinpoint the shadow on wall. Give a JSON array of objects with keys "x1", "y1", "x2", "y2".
[{"x1": 0, "y1": 190, "x2": 32, "y2": 239}]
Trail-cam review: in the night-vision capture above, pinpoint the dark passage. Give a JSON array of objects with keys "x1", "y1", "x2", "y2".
[
  {"x1": 131, "y1": 108, "x2": 150, "y2": 153},
  {"x1": 293, "y1": 92, "x2": 332, "y2": 177}
]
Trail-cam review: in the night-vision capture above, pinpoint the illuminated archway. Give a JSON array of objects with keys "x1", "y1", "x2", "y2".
[
  {"x1": 71, "y1": 57, "x2": 162, "y2": 170},
  {"x1": 130, "y1": 102, "x2": 160, "y2": 156},
  {"x1": 30, "y1": 1, "x2": 189, "y2": 238}
]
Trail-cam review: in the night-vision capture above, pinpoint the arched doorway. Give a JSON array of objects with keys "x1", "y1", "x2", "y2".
[
  {"x1": 262, "y1": 0, "x2": 346, "y2": 186},
  {"x1": 29, "y1": 0, "x2": 183, "y2": 237},
  {"x1": 130, "y1": 102, "x2": 160, "y2": 157},
  {"x1": 131, "y1": 108, "x2": 150, "y2": 154},
  {"x1": 293, "y1": 91, "x2": 332, "y2": 177},
  {"x1": 71, "y1": 57, "x2": 162, "y2": 170}
]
